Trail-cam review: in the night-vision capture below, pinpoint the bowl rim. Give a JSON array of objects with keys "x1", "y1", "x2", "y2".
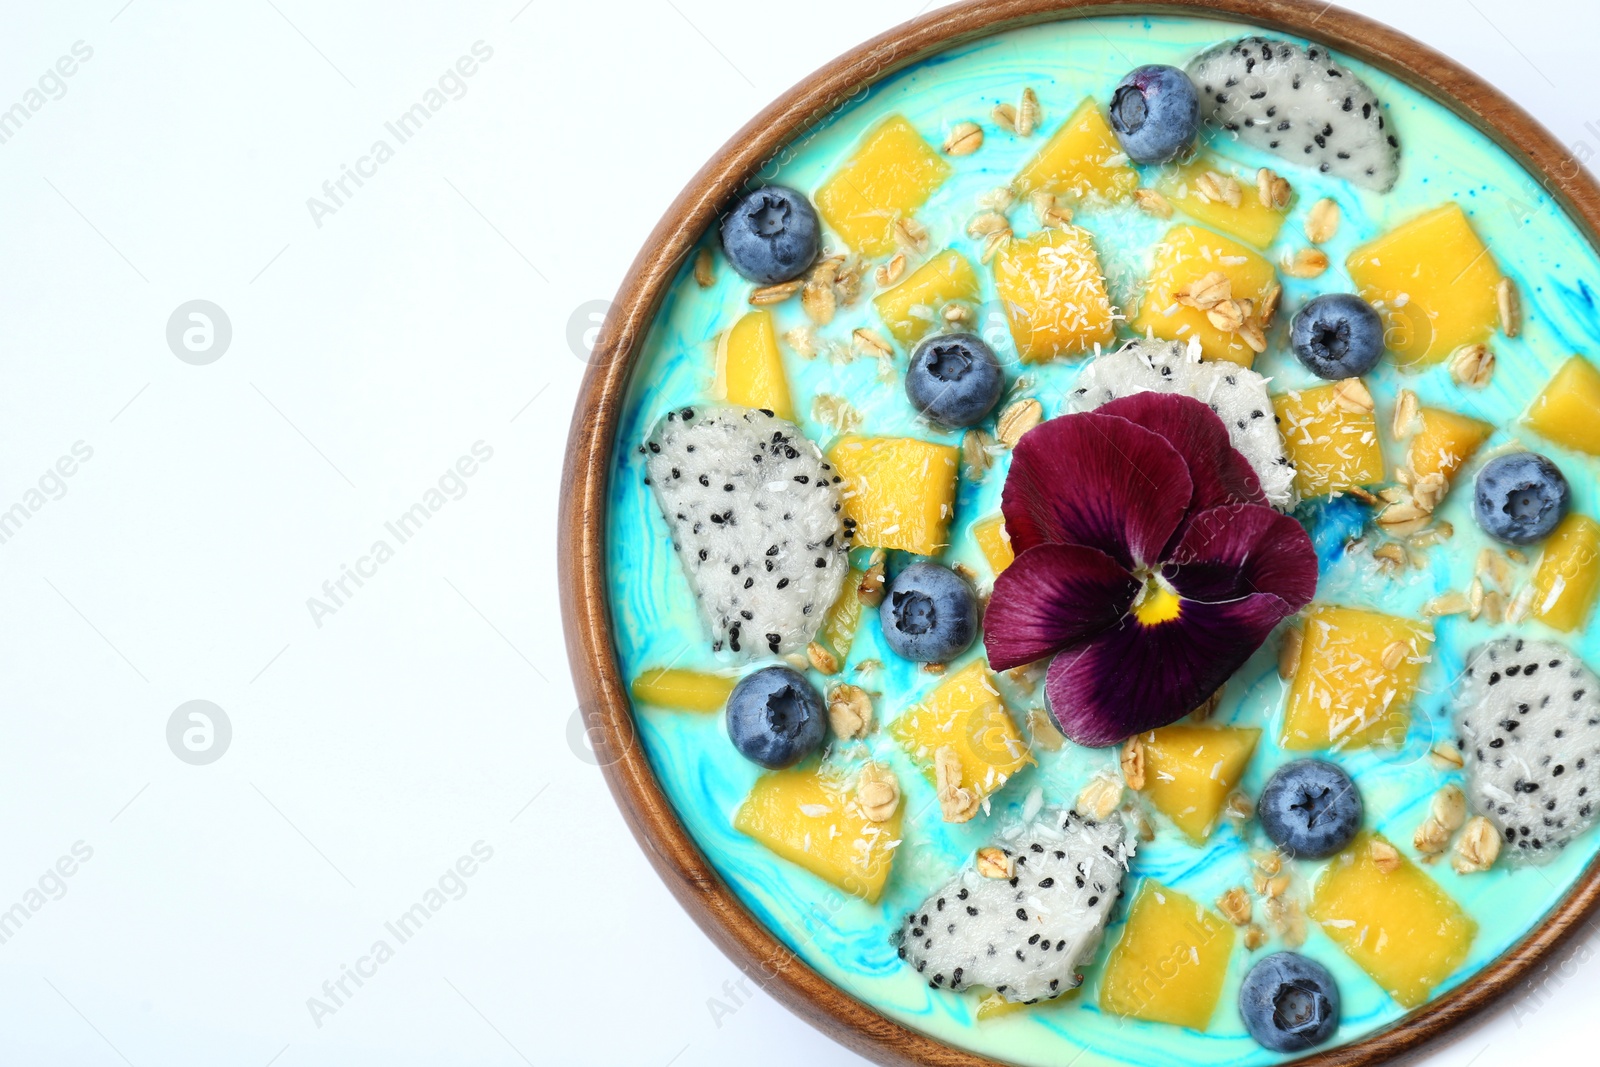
[{"x1": 558, "y1": 2, "x2": 1600, "y2": 1064}]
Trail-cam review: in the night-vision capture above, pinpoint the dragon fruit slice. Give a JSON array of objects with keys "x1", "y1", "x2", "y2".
[
  {"x1": 1069, "y1": 337, "x2": 1297, "y2": 510},
  {"x1": 1454, "y1": 637, "x2": 1600, "y2": 864},
  {"x1": 896, "y1": 811, "x2": 1132, "y2": 1003},
  {"x1": 1187, "y1": 36, "x2": 1400, "y2": 192},
  {"x1": 645, "y1": 406, "x2": 850, "y2": 659}
]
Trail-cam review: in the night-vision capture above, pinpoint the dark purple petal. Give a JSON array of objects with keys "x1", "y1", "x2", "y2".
[
  {"x1": 1044, "y1": 593, "x2": 1295, "y2": 747},
  {"x1": 983, "y1": 544, "x2": 1140, "y2": 671},
  {"x1": 1163, "y1": 504, "x2": 1318, "y2": 608},
  {"x1": 1002, "y1": 411, "x2": 1193, "y2": 569}
]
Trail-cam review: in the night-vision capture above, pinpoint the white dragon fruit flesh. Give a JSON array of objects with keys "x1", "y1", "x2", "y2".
[
  {"x1": 896, "y1": 811, "x2": 1132, "y2": 1003},
  {"x1": 1069, "y1": 337, "x2": 1297, "y2": 510},
  {"x1": 1188, "y1": 36, "x2": 1400, "y2": 192},
  {"x1": 644, "y1": 406, "x2": 850, "y2": 659},
  {"x1": 1455, "y1": 637, "x2": 1600, "y2": 864}
]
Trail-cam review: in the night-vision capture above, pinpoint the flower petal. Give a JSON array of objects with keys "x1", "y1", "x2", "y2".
[
  {"x1": 1098, "y1": 392, "x2": 1265, "y2": 543},
  {"x1": 1163, "y1": 503, "x2": 1318, "y2": 608},
  {"x1": 983, "y1": 544, "x2": 1140, "y2": 671},
  {"x1": 1044, "y1": 593, "x2": 1295, "y2": 747},
  {"x1": 1002, "y1": 411, "x2": 1193, "y2": 568}
]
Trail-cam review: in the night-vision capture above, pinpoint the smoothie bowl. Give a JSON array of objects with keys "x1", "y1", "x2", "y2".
[{"x1": 559, "y1": 1, "x2": 1600, "y2": 1064}]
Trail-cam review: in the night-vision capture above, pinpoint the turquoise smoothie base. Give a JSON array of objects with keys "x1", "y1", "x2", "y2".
[{"x1": 604, "y1": 14, "x2": 1600, "y2": 1066}]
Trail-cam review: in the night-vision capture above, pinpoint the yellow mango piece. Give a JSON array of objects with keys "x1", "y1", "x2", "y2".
[
  {"x1": 1156, "y1": 158, "x2": 1288, "y2": 248},
  {"x1": 1347, "y1": 203, "x2": 1503, "y2": 368},
  {"x1": 1098, "y1": 880, "x2": 1236, "y2": 1030},
  {"x1": 1128, "y1": 225, "x2": 1277, "y2": 366},
  {"x1": 1406, "y1": 407, "x2": 1491, "y2": 485},
  {"x1": 1532, "y1": 513, "x2": 1600, "y2": 632},
  {"x1": 890, "y1": 661, "x2": 1030, "y2": 804},
  {"x1": 873, "y1": 249, "x2": 980, "y2": 346},
  {"x1": 828, "y1": 436, "x2": 959, "y2": 555},
  {"x1": 715, "y1": 309, "x2": 793, "y2": 419},
  {"x1": 1014, "y1": 98, "x2": 1139, "y2": 201},
  {"x1": 975, "y1": 986, "x2": 1078, "y2": 1020},
  {"x1": 1138, "y1": 725, "x2": 1261, "y2": 842},
  {"x1": 629, "y1": 668, "x2": 735, "y2": 712},
  {"x1": 815, "y1": 114, "x2": 951, "y2": 256},
  {"x1": 1272, "y1": 383, "x2": 1385, "y2": 497},
  {"x1": 972, "y1": 514, "x2": 1014, "y2": 575},
  {"x1": 734, "y1": 764, "x2": 902, "y2": 903},
  {"x1": 1310, "y1": 833, "x2": 1477, "y2": 1008},
  {"x1": 993, "y1": 227, "x2": 1116, "y2": 363},
  {"x1": 1282, "y1": 605, "x2": 1432, "y2": 751},
  {"x1": 1526, "y1": 356, "x2": 1600, "y2": 455},
  {"x1": 816, "y1": 568, "x2": 866, "y2": 664}
]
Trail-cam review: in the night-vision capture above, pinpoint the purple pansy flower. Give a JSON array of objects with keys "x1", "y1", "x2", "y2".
[{"x1": 984, "y1": 392, "x2": 1317, "y2": 747}]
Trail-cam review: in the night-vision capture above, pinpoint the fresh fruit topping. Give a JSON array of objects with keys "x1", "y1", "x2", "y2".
[
  {"x1": 1473, "y1": 452, "x2": 1569, "y2": 545},
  {"x1": 715, "y1": 309, "x2": 794, "y2": 418},
  {"x1": 1238, "y1": 952, "x2": 1341, "y2": 1052},
  {"x1": 1107, "y1": 64, "x2": 1200, "y2": 164},
  {"x1": 905, "y1": 333, "x2": 1005, "y2": 429},
  {"x1": 1290, "y1": 294, "x2": 1384, "y2": 379},
  {"x1": 734, "y1": 763, "x2": 901, "y2": 901},
  {"x1": 1526, "y1": 355, "x2": 1600, "y2": 455},
  {"x1": 629, "y1": 668, "x2": 734, "y2": 712},
  {"x1": 1455, "y1": 637, "x2": 1600, "y2": 863},
  {"x1": 1154, "y1": 157, "x2": 1289, "y2": 248},
  {"x1": 972, "y1": 513, "x2": 1015, "y2": 575},
  {"x1": 1188, "y1": 36, "x2": 1399, "y2": 191},
  {"x1": 1127, "y1": 224, "x2": 1278, "y2": 366},
  {"x1": 1070, "y1": 338, "x2": 1297, "y2": 509},
  {"x1": 1272, "y1": 382, "x2": 1385, "y2": 498},
  {"x1": 725, "y1": 665, "x2": 827, "y2": 768},
  {"x1": 1309, "y1": 832, "x2": 1477, "y2": 1008},
  {"x1": 890, "y1": 661, "x2": 1030, "y2": 817},
  {"x1": 1136, "y1": 724, "x2": 1261, "y2": 842},
  {"x1": 992, "y1": 227, "x2": 1116, "y2": 363},
  {"x1": 1257, "y1": 759, "x2": 1363, "y2": 858},
  {"x1": 1532, "y1": 514, "x2": 1600, "y2": 631},
  {"x1": 815, "y1": 114, "x2": 950, "y2": 255},
  {"x1": 895, "y1": 812, "x2": 1131, "y2": 1002},
  {"x1": 984, "y1": 394, "x2": 1315, "y2": 747},
  {"x1": 1404, "y1": 407, "x2": 1492, "y2": 490},
  {"x1": 645, "y1": 408, "x2": 850, "y2": 659},
  {"x1": 880, "y1": 562, "x2": 978, "y2": 663},
  {"x1": 1281, "y1": 605, "x2": 1431, "y2": 751},
  {"x1": 719, "y1": 186, "x2": 820, "y2": 285},
  {"x1": 1099, "y1": 880, "x2": 1236, "y2": 1029},
  {"x1": 873, "y1": 248, "x2": 980, "y2": 345},
  {"x1": 1014, "y1": 98, "x2": 1139, "y2": 201}
]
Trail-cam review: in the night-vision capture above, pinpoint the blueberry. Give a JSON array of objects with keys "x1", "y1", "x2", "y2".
[
  {"x1": 1257, "y1": 760, "x2": 1362, "y2": 859},
  {"x1": 718, "y1": 186, "x2": 820, "y2": 285},
  {"x1": 1108, "y1": 65, "x2": 1200, "y2": 164},
  {"x1": 1474, "y1": 452, "x2": 1569, "y2": 545},
  {"x1": 905, "y1": 333, "x2": 1004, "y2": 429},
  {"x1": 880, "y1": 562, "x2": 977, "y2": 663},
  {"x1": 725, "y1": 666, "x2": 826, "y2": 769},
  {"x1": 1290, "y1": 294, "x2": 1385, "y2": 379},
  {"x1": 1239, "y1": 952, "x2": 1341, "y2": 1052}
]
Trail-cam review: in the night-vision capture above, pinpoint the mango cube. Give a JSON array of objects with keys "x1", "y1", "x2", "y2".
[
  {"x1": 1156, "y1": 157, "x2": 1288, "y2": 248},
  {"x1": 1526, "y1": 356, "x2": 1600, "y2": 455},
  {"x1": 1272, "y1": 383, "x2": 1385, "y2": 497},
  {"x1": 1128, "y1": 225, "x2": 1278, "y2": 366},
  {"x1": 715, "y1": 309, "x2": 793, "y2": 419},
  {"x1": 890, "y1": 661, "x2": 1030, "y2": 806},
  {"x1": 993, "y1": 227, "x2": 1116, "y2": 363},
  {"x1": 815, "y1": 114, "x2": 950, "y2": 256},
  {"x1": 976, "y1": 987, "x2": 1077, "y2": 1020},
  {"x1": 829, "y1": 435, "x2": 959, "y2": 555},
  {"x1": 815, "y1": 567, "x2": 866, "y2": 666},
  {"x1": 629, "y1": 668, "x2": 735, "y2": 712},
  {"x1": 1310, "y1": 833, "x2": 1477, "y2": 1008},
  {"x1": 1282, "y1": 605, "x2": 1432, "y2": 751},
  {"x1": 1138, "y1": 725, "x2": 1261, "y2": 842},
  {"x1": 1347, "y1": 203, "x2": 1503, "y2": 368},
  {"x1": 972, "y1": 513, "x2": 1014, "y2": 575},
  {"x1": 734, "y1": 764, "x2": 902, "y2": 903},
  {"x1": 873, "y1": 249, "x2": 980, "y2": 346},
  {"x1": 1406, "y1": 407, "x2": 1491, "y2": 486},
  {"x1": 1013, "y1": 98, "x2": 1139, "y2": 201},
  {"x1": 1532, "y1": 513, "x2": 1600, "y2": 631},
  {"x1": 1098, "y1": 880, "x2": 1236, "y2": 1030}
]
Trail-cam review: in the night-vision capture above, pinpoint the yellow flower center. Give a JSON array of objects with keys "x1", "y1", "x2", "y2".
[{"x1": 1132, "y1": 574, "x2": 1183, "y2": 626}]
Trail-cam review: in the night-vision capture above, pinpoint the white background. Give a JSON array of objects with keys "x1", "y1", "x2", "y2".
[{"x1": 0, "y1": 1, "x2": 1596, "y2": 1064}]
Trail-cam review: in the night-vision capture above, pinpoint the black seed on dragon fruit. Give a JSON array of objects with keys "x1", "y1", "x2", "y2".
[
  {"x1": 1187, "y1": 36, "x2": 1399, "y2": 191},
  {"x1": 895, "y1": 811, "x2": 1132, "y2": 1002},
  {"x1": 645, "y1": 406, "x2": 850, "y2": 660},
  {"x1": 1069, "y1": 337, "x2": 1296, "y2": 509},
  {"x1": 1454, "y1": 637, "x2": 1600, "y2": 864}
]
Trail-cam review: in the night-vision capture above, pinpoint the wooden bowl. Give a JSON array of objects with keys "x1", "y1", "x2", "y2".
[{"x1": 560, "y1": 2, "x2": 1600, "y2": 1063}]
